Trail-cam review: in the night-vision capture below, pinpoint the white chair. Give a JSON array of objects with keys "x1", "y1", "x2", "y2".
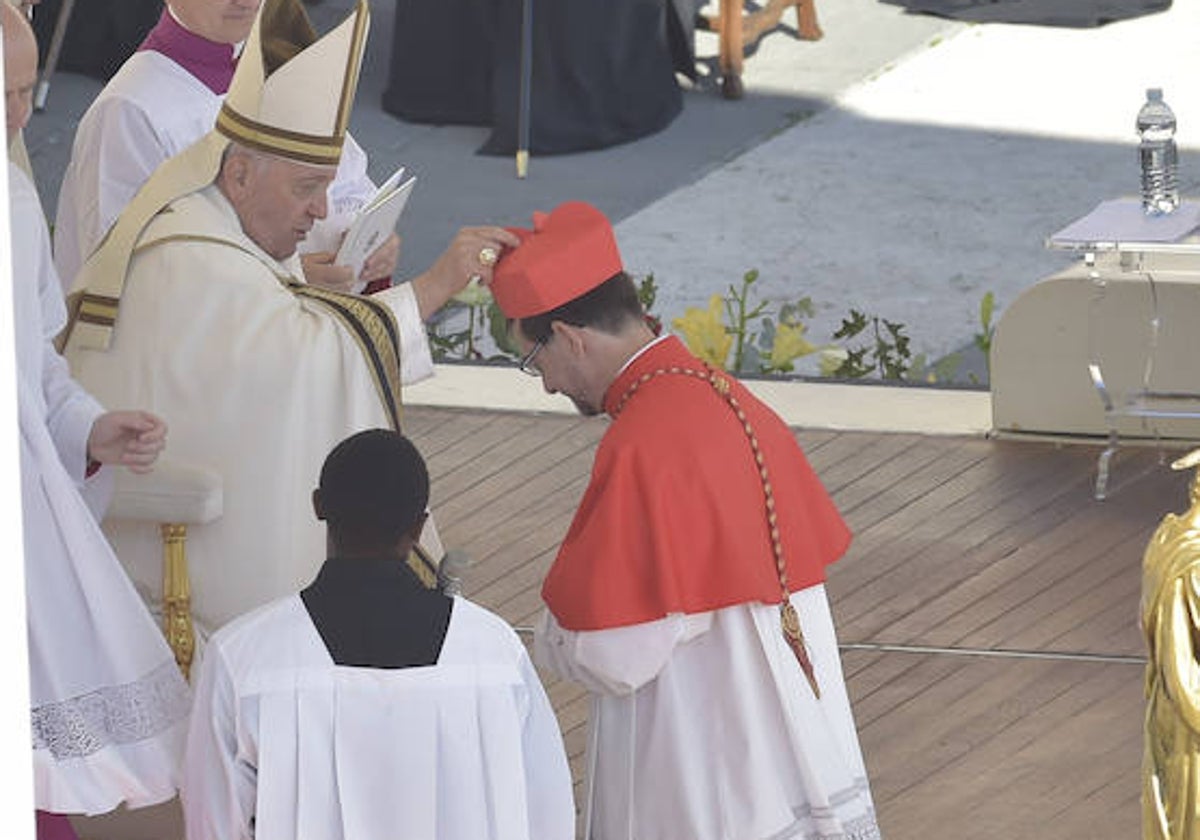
[{"x1": 107, "y1": 459, "x2": 222, "y2": 680}]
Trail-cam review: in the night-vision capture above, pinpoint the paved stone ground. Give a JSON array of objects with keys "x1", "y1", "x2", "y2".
[
  {"x1": 22, "y1": 0, "x2": 956, "y2": 352},
  {"x1": 613, "y1": 2, "x2": 1198, "y2": 379},
  {"x1": 24, "y1": 0, "x2": 1193, "y2": 382}
]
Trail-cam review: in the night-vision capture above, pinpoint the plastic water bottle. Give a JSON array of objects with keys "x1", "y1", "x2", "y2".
[{"x1": 1136, "y1": 88, "x2": 1179, "y2": 216}]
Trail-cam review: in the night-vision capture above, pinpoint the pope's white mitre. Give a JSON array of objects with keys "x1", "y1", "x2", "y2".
[
  {"x1": 217, "y1": 0, "x2": 368, "y2": 167},
  {"x1": 65, "y1": 0, "x2": 370, "y2": 351}
]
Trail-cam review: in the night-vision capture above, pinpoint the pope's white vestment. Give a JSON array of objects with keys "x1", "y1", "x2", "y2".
[
  {"x1": 11, "y1": 163, "x2": 190, "y2": 814},
  {"x1": 53, "y1": 49, "x2": 375, "y2": 292},
  {"x1": 65, "y1": 183, "x2": 435, "y2": 631},
  {"x1": 535, "y1": 584, "x2": 880, "y2": 840},
  {"x1": 183, "y1": 594, "x2": 576, "y2": 840}
]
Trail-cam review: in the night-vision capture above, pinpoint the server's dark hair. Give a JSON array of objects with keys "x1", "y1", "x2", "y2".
[{"x1": 317, "y1": 429, "x2": 428, "y2": 549}]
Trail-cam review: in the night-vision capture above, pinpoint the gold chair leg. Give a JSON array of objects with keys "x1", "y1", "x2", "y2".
[{"x1": 161, "y1": 524, "x2": 195, "y2": 681}]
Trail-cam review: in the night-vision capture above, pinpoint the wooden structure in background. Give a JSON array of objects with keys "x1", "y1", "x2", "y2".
[{"x1": 700, "y1": 0, "x2": 824, "y2": 99}]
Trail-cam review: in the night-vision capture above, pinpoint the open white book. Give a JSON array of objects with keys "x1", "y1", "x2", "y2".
[{"x1": 335, "y1": 167, "x2": 417, "y2": 278}]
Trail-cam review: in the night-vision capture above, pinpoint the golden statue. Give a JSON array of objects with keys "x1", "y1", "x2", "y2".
[{"x1": 1142, "y1": 448, "x2": 1200, "y2": 839}]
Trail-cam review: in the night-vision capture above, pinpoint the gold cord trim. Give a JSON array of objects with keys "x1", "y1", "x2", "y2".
[{"x1": 613, "y1": 364, "x2": 821, "y2": 697}]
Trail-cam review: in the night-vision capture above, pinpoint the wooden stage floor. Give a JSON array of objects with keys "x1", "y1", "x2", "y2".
[{"x1": 406, "y1": 404, "x2": 1194, "y2": 840}]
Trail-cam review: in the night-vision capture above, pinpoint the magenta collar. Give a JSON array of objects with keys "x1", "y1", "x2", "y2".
[{"x1": 138, "y1": 9, "x2": 237, "y2": 95}]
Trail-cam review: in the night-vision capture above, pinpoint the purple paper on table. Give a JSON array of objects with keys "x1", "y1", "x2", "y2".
[{"x1": 1049, "y1": 198, "x2": 1200, "y2": 247}]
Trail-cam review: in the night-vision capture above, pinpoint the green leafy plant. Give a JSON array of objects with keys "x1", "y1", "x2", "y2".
[
  {"x1": 757, "y1": 298, "x2": 818, "y2": 374},
  {"x1": 486, "y1": 300, "x2": 519, "y2": 358},
  {"x1": 427, "y1": 273, "x2": 665, "y2": 362},
  {"x1": 427, "y1": 303, "x2": 487, "y2": 361},
  {"x1": 427, "y1": 268, "x2": 998, "y2": 387},
  {"x1": 908, "y1": 351, "x2": 964, "y2": 385},
  {"x1": 974, "y1": 291, "x2": 996, "y2": 369},
  {"x1": 725, "y1": 269, "x2": 768, "y2": 372},
  {"x1": 829, "y1": 310, "x2": 913, "y2": 380},
  {"x1": 673, "y1": 269, "x2": 821, "y2": 375},
  {"x1": 638, "y1": 274, "x2": 663, "y2": 335},
  {"x1": 427, "y1": 282, "x2": 507, "y2": 362}
]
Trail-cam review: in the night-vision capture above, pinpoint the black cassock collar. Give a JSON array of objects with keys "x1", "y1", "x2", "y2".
[{"x1": 300, "y1": 557, "x2": 453, "y2": 669}]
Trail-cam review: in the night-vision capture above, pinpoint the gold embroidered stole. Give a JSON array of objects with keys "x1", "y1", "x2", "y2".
[
  {"x1": 283, "y1": 279, "x2": 404, "y2": 432},
  {"x1": 290, "y1": 278, "x2": 435, "y2": 588},
  {"x1": 90, "y1": 230, "x2": 405, "y2": 433},
  {"x1": 408, "y1": 544, "x2": 440, "y2": 590}
]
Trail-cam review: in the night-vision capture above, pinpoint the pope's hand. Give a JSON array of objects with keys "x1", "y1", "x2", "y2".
[
  {"x1": 301, "y1": 252, "x2": 357, "y2": 293},
  {"x1": 87, "y1": 411, "x2": 167, "y2": 474},
  {"x1": 412, "y1": 226, "x2": 522, "y2": 321},
  {"x1": 360, "y1": 233, "x2": 401, "y2": 284}
]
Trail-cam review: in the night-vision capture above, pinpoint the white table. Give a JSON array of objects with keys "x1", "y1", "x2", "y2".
[{"x1": 1047, "y1": 199, "x2": 1200, "y2": 499}]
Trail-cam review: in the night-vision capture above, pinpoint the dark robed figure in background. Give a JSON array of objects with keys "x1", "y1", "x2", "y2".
[{"x1": 384, "y1": 0, "x2": 701, "y2": 155}]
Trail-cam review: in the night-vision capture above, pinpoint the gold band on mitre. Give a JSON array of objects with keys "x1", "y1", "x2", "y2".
[{"x1": 216, "y1": 105, "x2": 345, "y2": 167}]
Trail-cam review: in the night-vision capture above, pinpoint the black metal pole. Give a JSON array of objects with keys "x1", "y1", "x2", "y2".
[{"x1": 516, "y1": 0, "x2": 533, "y2": 178}]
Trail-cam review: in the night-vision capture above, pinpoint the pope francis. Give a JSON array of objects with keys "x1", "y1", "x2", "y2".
[{"x1": 63, "y1": 0, "x2": 515, "y2": 633}]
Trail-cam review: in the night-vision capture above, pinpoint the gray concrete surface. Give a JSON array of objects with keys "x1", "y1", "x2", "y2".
[
  {"x1": 22, "y1": 0, "x2": 958, "y2": 345},
  {"x1": 614, "y1": 2, "x2": 1198, "y2": 378},
  {"x1": 24, "y1": 0, "x2": 1190, "y2": 383},
  {"x1": 26, "y1": 0, "x2": 958, "y2": 250}
]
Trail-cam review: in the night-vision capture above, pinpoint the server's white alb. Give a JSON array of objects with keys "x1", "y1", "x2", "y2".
[{"x1": 183, "y1": 596, "x2": 575, "y2": 840}]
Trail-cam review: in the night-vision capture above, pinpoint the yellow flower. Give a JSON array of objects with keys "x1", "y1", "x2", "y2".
[
  {"x1": 818, "y1": 346, "x2": 849, "y2": 376},
  {"x1": 673, "y1": 295, "x2": 732, "y2": 369},
  {"x1": 769, "y1": 321, "x2": 818, "y2": 370}
]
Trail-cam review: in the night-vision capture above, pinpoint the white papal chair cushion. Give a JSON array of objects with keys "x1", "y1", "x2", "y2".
[{"x1": 107, "y1": 458, "x2": 223, "y2": 525}]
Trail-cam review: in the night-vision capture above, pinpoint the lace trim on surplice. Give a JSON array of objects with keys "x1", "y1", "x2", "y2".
[
  {"x1": 763, "y1": 776, "x2": 884, "y2": 840},
  {"x1": 31, "y1": 660, "x2": 190, "y2": 759}
]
